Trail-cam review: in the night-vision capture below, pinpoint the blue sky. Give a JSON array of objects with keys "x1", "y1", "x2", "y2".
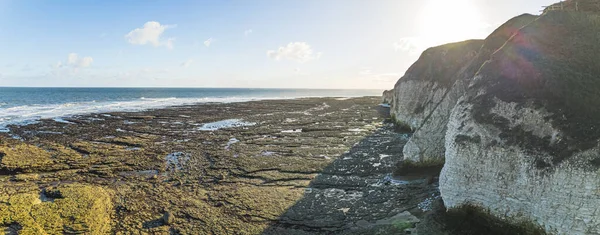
[{"x1": 0, "y1": 0, "x2": 556, "y2": 89}]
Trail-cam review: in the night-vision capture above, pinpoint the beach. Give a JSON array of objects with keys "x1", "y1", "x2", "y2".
[{"x1": 0, "y1": 96, "x2": 437, "y2": 234}]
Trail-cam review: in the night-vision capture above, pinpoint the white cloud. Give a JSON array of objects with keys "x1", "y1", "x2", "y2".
[
  {"x1": 358, "y1": 67, "x2": 399, "y2": 83},
  {"x1": 204, "y1": 38, "x2": 214, "y2": 47},
  {"x1": 360, "y1": 67, "x2": 372, "y2": 75},
  {"x1": 267, "y1": 42, "x2": 321, "y2": 63},
  {"x1": 367, "y1": 73, "x2": 400, "y2": 83},
  {"x1": 371, "y1": 73, "x2": 400, "y2": 82},
  {"x1": 181, "y1": 59, "x2": 193, "y2": 68},
  {"x1": 393, "y1": 37, "x2": 425, "y2": 55},
  {"x1": 165, "y1": 38, "x2": 175, "y2": 49},
  {"x1": 244, "y1": 29, "x2": 253, "y2": 36},
  {"x1": 20, "y1": 65, "x2": 33, "y2": 72},
  {"x1": 66, "y1": 53, "x2": 93, "y2": 68},
  {"x1": 125, "y1": 21, "x2": 176, "y2": 49}
]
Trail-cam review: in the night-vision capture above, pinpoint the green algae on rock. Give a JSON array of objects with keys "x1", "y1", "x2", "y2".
[
  {"x1": 0, "y1": 143, "x2": 53, "y2": 172},
  {"x1": 0, "y1": 183, "x2": 113, "y2": 235}
]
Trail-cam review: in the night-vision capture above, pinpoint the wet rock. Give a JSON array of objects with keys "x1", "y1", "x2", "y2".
[
  {"x1": 0, "y1": 184, "x2": 112, "y2": 234},
  {"x1": 162, "y1": 211, "x2": 174, "y2": 225},
  {"x1": 0, "y1": 143, "x2": 53, "y2": 172}
]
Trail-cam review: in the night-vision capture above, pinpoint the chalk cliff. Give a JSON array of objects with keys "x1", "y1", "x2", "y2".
[
  {"x1": 390, "y1": 40, "x2": 482, "y2": 163},
  {"x1": 388, "y1": 4, "x2": 600, "y2": 233},
  {"x1": 440, "y1": 10, "x2": 600, "y2": 234},
  {"x1": 382, "y1": 90, "x2": 394, "y2": 104},
  {"x1": 390, "y1": 14, "x2": 536, "y2": 164}
]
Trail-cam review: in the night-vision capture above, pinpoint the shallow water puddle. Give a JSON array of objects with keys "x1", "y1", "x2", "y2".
[
  {"x1": 165, "y1": 152, "x2": 190, "y2": 171},
  {"x1": 198, "y1": 119, "x2": 256, "y2": 131},
  {"x1": 225, "y1": 138, "x2": 240, "y2": 150},
  {"x1": 119, "y1": 170, "x2": 159, "y2": 177},
  {"x1": 281, "y1": 129, "x2": 302, "y2": 133},
  {"x1": 378, "y1": 174, "x2": 427, "y2": 186}
]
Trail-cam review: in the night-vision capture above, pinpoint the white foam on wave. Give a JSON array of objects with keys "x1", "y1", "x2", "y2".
[
  {"x1": 53, "y1": 118, "x2": 75, "y2": 124},
  {"x1": 0, "y1": 96, "x2": 286, "y2": 132},
  {"x1": 198, "y1": 119, "x2": 256, "y2": 131}
]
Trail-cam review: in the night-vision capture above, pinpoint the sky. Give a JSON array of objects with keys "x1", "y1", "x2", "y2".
[{"x1": 0, "y1": 0, "x2": 557, "y2": 89}]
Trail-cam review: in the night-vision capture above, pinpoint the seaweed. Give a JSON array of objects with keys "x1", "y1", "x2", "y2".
[
  {"x1": 0, "y1": 184, "x2": 113, "y2": 235},
  {"x1": 442, "y1": 204, "x2": 547, "y2": 235}
]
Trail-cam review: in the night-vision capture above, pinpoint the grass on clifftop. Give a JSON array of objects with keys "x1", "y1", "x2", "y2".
[{"x1": 397, "y1": 39, "x2": 483, "y2": 88}]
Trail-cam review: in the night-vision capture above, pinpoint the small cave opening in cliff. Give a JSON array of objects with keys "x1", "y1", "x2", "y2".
[{"x1": 391, "y1": 160, "x2": 444, "y2": 186}]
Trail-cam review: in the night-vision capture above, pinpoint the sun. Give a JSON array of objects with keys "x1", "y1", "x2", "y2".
[{"x1": 417, "y1": 0, "x2": 488, "y2": 47}]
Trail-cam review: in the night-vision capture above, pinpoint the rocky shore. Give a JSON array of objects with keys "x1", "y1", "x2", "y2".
[{"x1": 0, "y1": 97, "x2": 440, "y2": 234}]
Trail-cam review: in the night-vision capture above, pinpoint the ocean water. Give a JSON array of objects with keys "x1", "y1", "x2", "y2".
[{"x1": 0, "y1": 87, "x2": 382, "y2": 132}]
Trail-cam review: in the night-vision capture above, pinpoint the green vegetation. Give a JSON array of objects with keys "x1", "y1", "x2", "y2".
[
  {"x1": 545, "y1": 0, "x2": 600, "y2": 13},
  {"x1": 404, "y1": 39, "x2": 483, "y2": 87},
  {"x1": 0, "y1": 184, "x2": 113, "y2": 235},
  {"x1": 0, "y1": 144, "x2": 53, "y2": 171},
  {"x1": 390, "y1": 115, "x2": 413, "y2": 133},
  {"x1": 393, "y1": 159, "x2": 444, "y2": 176},
  {"x1": 442, "y1": 205, "x2": 547, "y2": 235},
  {"x1": 392, "y1": 220, "x2": 413, "y2": 231}
]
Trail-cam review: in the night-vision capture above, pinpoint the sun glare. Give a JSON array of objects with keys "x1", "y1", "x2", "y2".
[{"x1": 417, "y1": 0, "x2": 487, "y2": 47}]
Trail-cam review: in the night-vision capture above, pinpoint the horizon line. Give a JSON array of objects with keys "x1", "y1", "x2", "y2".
[{"x1": 0, "y1": 86, "x2": 384, "y2": 90}]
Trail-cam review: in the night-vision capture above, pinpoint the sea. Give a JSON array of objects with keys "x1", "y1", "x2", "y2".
[{"x1": 0, "y1": 87, "x2": 383, "y2": 132}]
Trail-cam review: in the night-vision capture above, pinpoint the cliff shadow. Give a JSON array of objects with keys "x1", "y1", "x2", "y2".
[{"x1": 261, "y1": 105, "x2": 441, "y2": 235}]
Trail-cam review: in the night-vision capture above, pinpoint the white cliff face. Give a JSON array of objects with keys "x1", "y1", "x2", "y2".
[
  {"x1": 392, "y1": 80, "x2": 450, "y2": 163},
  {"x1": 382, "y1": 90, "x2": 394, "y2": 104},
  {"x1": 384, "y1": 10, "x2": 600, "y2": 234},
  {"x1": 391, "y1": 80, "x2": 447, "y2": 130},
  {"x1": 388, "y1": 14, "x2": 537, "y2": 165},
  {"x1": 400, "y1": 80, "x2": 468, "y2": 163},
  {"x1": 441, "y1": 96, "x2": 600, "y2": 235},
  {"x1": 390, "y1": 40, "x2": 482, "y2": 163},
  {"x1": 439, "y1": 10, "x2": 600, "y2": 234}
]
